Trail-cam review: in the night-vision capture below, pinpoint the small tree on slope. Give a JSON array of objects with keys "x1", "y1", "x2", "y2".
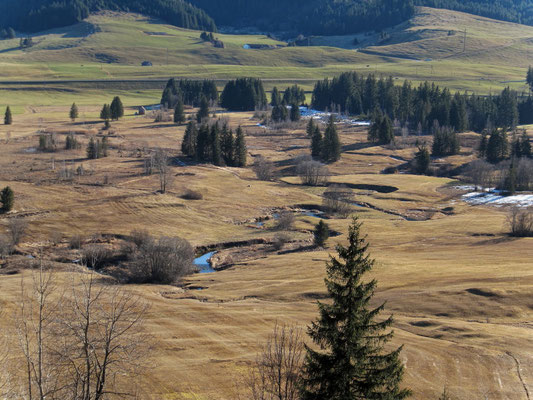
[{"x1": 300, "y1": 217, "x2": 411, "y2": 400}]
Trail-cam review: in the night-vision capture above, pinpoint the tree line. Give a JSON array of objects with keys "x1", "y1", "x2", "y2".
[
  {"x1": 181, "y1": 120, "x2": 247, "y2": 167},
  {"x1": 0, "y1": 0, "x2": 216, "y2": 33},
  {"x1": 312, "y1": 72, "x2": 531, "y2": 134},
  {"x1": 161, "y1": 78, "x2": 218, "y2": 109}
]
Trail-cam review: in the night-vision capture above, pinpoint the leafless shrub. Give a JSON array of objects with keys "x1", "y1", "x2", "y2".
[
  {"x1": 154, "y1": 148, "x2": 172, "y2": 193},
  {"x1": 246, "y1": 324, "x2": 304, "y2": 400},
  {"x1": 272, "y1": 233, "x2": 291, "y2": 251},
  {"x1": 129, "y1": 235, "x2": 194, "y2": 284},
  {"x1": 49, "y1": 231, "x2": 63, "y2": 246},
  {"x1": 8, "y1": 218, "x2": 28, "y2": 246},
  {"x1": 516, "y1": 158, "x2": 533, "y2": 191},
  {"x1": 0, "y1": 234, "x2": 13, "y2": 258},
  {"x1": 130, "y1": 229, "x2": 151, "y2": 249},
  {"x1": 275, "y1": 212, "x2": 295, "y2": 231},
  {"x1": 253, "y1": 156, "x2": 276, "y2": 181},
  {"x1": 464, "y1": 160, "x2": 494, "y2": 191},
  {"x1": 153, "y1": 110, "x2": 172, "y2": 123},
  {"x1": 322, "y1": 185, "x2": 354, "y2": 217},
  {"x1": 181, "y1": 189, "x2": 203, "y2": 200},
  {"x1": 69, "y1": 234, "x2": 84, "y2": 249},
  {"x1": 297, "y1": 159, "x2": 329, "y2": 186},
  {"x1": 508, "y1": 207, "x2": 533, "y2": 237},
  {"x1": 81, "y1": 244, "x2": 112, "y2": 270}
]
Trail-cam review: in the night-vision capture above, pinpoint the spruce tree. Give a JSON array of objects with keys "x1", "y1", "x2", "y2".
[
  {"x1": 414, "y1": 145, "x2": 430, "y2": 175},
  {"x1": 197, "y1": 96, "x2": 209, "y2": 123},
  {"x1": 70, "y1": 103, "x2": 79, "y2": 122},
  {"x1": 196, "y1": 123, "x2": 210, "y2": 161},
  {"x1": 520, "y1": 131, "x2": 532, "y2": 158},
  {"x1": 234, "y1": 126, "x2": 247, "y2": 167},
  {"x1": 87, "y1": 137, "x2": 98, "y2": 159},
  {"x1": 306, "y1": 118, "x2": 315, "y2": 137},
  {"x1": 378, "y1": 114, "x2": 394, "y2": 145},
  {"x1": 210, "y1": 123, "x2": 222, "y2": 166},
  {"x1": 221, "y1": 124, "x2": 234, "y2": 166},
  {"x1": 486, "y1": 130, "x2": 508, "y2": 163},
  {"x1": 527, "y1": 66, "x2": 533, "y2": 93},
  {"x1": 181, "y1": 121, "x2": 198, "y2": 158},
  {"x1": 322, "y1": 115, "x2": 341, "y2": 163},
  {"x1": 0, "y1": 186, "x2": 14, "y2": 212},
  {"x1": 100, "y1": 104, "x2": 111, "y2": 122},
  {"x1": 313, "y1": 220, "x2": 330, "y2": 247},
  {"x1": 174, "y1": 99, "x2": 185, "y2": 124},
  {"x1": 301, "y1": 217, "x2": 411, "y2": 400},
  {"x1": 311, "y1": 126, "x2": 323, "y2": 160},
  {"x1": 4, "y1": 106, "x2": 12, "y2": 125},
  {"x1": 290, "y1": 103, "x2": 301, "y2": 122},
  {"x1": 110, "y1": 96, "x2": 124, "y2": 120},
  {"x1": 479, "y1": 132, "x2": 488, "y2": 158},
  {"x1": 271, "y1": 87, "x2": 282, "y2": 107}
]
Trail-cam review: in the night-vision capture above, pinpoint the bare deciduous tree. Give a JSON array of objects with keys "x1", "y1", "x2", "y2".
[
  {"x1": 246, "y1": 324, "x2": 304, "y2": 400},
  {"x1": 154, "y1": 148, "x2": 172, "y2": 193},
  {"x1": 507, "y1": 207, "x2": 533, "y2": 237},
  {"x1": 253, "y1": 156, "x2": 276, "y2": 181},
  {"x1": 322, "y1": 185, "x2": 354, "y2": 217},
  {"x1": 464, "y1": 160, "x2": 493, "y2": 191},
  {"x1": 296, "y1": 160, "x2": 329, "y2": 186},
  {"x1": 8, "y1": 218, "x2": 28, "y2": 246}
]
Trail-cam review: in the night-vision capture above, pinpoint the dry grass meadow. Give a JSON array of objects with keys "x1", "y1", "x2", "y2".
[{"x1": 0, "y1": 101, "x2": 531, "y2": 399}]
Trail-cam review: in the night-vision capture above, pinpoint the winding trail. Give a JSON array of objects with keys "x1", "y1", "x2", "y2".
[{"x1": 507, "y1": 352, "x2": 530, "y2": 400}]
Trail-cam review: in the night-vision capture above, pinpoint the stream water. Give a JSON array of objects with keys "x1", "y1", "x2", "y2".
[{"x1": 194, "y1": 251, "x2": 217, "y2": 273}]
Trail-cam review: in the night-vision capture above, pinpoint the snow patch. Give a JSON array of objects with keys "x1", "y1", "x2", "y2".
[
  {"x1": 462, "y1": 190, "x2": 533, "y2": 208},
  {"x1": 299, "y1": 107, "x2": 370, "y2": 127}
]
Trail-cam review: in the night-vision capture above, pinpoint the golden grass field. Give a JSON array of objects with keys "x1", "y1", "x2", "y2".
[{"x1": 0, "y1": 100, "x2": 532, "y2": 399}]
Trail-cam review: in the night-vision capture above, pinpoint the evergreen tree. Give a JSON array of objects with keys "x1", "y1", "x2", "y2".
[
  {"x1": 527, "y1": 66, "x2": 533, "y2": 93},
  {"x1": 271, "y1": 87, "x2": 282, "y2": 107},
  {"x1": 414, "y1": 145, "x2": 430, "y2": 175},
  {"x1": 196, "y1": 123, "x2": 210, "y2": 161},
  {"x1": 478, "y1": 132, "x2": 488, "y2": 158},
  {"x1": 0, "y1": 186, "x2": 14, "y2": 212},
  {"x1": 313, "y1": 220, "x2": 330, "y2": 247},
  {"x1": 210, "y1": 123, "x2": 222, "y2": 166},
  {"x1": 86, "y1": 137, "x2": 98, "y2": 159},
  {"x1": 300, "y1": 217, "x2": 411, "y2": 400},
  {"x1": 311, "y1": 126, "x2": 323, "y2": 160},
  {"x1": 221, "y1": 124, "x2": 234, "y2": 166},
  {"x1": 181, "y1": 121, "x2": 198, "y2": 158},
  {"x1": 378, "y1": 114, "x2": 394, "y2": 145},
  {"x1": 100, "y1": 104, "x2": 111, "y2": 122},
  {"x1": 520, "y1": 131, "x2": 532, "y2": 158},
  {"x1": 306, "y1": 118, "x2": 316, "y2": 137},
  {"x1": 110, "y1": 96, "x2": 124, "y2": 120},
  {"x1": 290, "y1": 103, "x2": 301, "y2": 122},
  {"x1": 322, "y1": 116, "x2": 341, "y2": 163},
  {"x1": 486, "y1": 130, "x2": 508, "y2": 163},
  {"x1": 4, "y1": 106, "x2": 12, "y2": 125},
  {"x1": 174, "y1": 98, "x2": 185, "y2": 124},
  {"x1": 197, "y1": 96, "x2": 209, "y2": 123},
  {"x1": 272, "y1": 104, "x2": 288, "y2": 123},
  {"x1": 234, "y1": 126, "x2": 247, "y2": 167},
  {"x1": 70, "y1": 103, "x2": 79, "y2": 122}
]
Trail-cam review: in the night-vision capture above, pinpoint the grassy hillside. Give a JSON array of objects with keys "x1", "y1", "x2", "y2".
[{"x1": 0, "y1": 7, "x2": 532, "y2": 108}]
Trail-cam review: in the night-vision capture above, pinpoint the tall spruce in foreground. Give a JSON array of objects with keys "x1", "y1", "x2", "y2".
[
  {"x1": 301, "y1": 217, "x2": 410, "y2": 400},
  {"x1": 4, "y1": 106, "x2": 12, "y2": 125},
  {"x1": 69, "y1": 103, "x2": 79, "y2": 122},
  {"x1": 110, "y1": 96, "x2": 124, "y2": 120}
]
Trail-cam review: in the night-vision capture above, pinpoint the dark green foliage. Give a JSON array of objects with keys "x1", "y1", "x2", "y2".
[
  {"x1": 528, "y1": 66, "x2": 533, "y2": 93},
  {"x1": 306, "y1": 118, "x2": 316, "y2": 137},
  {"x1": 0, "y1": 27, "x2": 15, "y2": 39},
  {"x1": 87, "y1": 137, "x2": 108, "y2": 159},
  {"x1": 4, "y1": 106, "x2": 12, "y2": 125},
  {"x1": 70, "y1": 103, "x2": 79, "y2": 121},
  {"x1": 511, "y1": 131, "x2": 532, "y2": 159},
  {"x1": 290, "y1": 104, "x2": 301, "y2": 122},
  {"x1": 100, "y1": 104, "x2": 111, "y2": 121},
  {"x1": 486, "y1": 130, "x2": 509, "y2": 163},
  {"x1": 161, "y1": 78, "x2": 218, "y2": 109},
  {"x1": 368, "y1": 112, "x2": 394, "y2": 145},
  {"x1": 414, "y1": 145, "x2": 431, "y2": 175},
  {"x1": 190, "y1": 0, "x2": 414, "y2": 35},
  {"x1": 313, "y1": 220, "x2": 329, "y2": 247},
  {"x1": 271, "y1": 87, "x2": 282, "y2": 107},
  {"x1": 312, "y1": 72, "x2": 522, "y2": 134},
  {"x1": 1, "y1": 186, "x2": 14, "y2": 212},
  {"x1": 181, "y1": 121, "x2": 198, "y2": 158},
  {"x1": 518, "y1": 96, "x2": 533, "y2": 125},
  {"x1": 110, "y1": 96, "x2": 124, "y2": 120},
  {"x1": 321, "y1": 116, "x2": 341, "y2": 163},
  {"x1": 271, "y1": 105, "x2": 288, "y2": 123},
  {"x1": 65, "y1": 133, "x2": 80, "y2": 150},
  {"x1": 174, "y1": 99, "x2": 185, "y2": 124},
  {"x1": 431, "y1": 124, "x2": 460, "y2": 157},
  {"x1": 479, "y1": 132, "x2": 488, "y2": 158},
  {"x1": 196, "y1": 96, "x2": 210, "y2": 123},
  {"x1": 283, "y1": 85, "x2": 306, "y2": 106},
  {"x1": 311, "y1": 126, "x2": 323, "y2": 160},
  {"x1": 0, "y1": 0, "x2": 216, "y2": 34},
  {"x1": 234, "y1": 126, "x2": 247, "y2": 167},
  {"x1": 220, "y1": 78, "x2": 267, "y2": 111},
  {"x1": 221, "y1": 124, "x2": 234, "y2": 166},
  {"x1": 300, "y1": 217, "x2": 410, "y2": 400},
  {"x1": 210, "y1": 123, "x2": 222, "y2": 166},
  {"x1": 39, "y1": 133, "x2": 57, "y2": 152}
]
